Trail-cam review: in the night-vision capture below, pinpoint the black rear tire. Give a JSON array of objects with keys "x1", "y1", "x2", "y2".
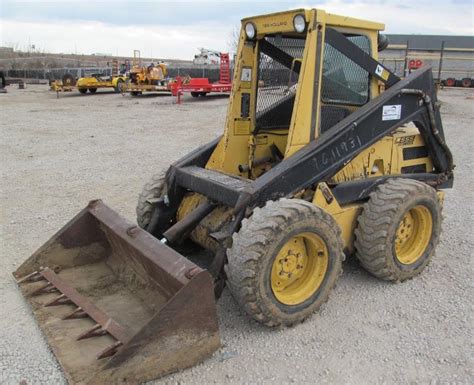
[
  {"x1": 114, "y1": 79, "x2": 124, "y2": 93},
  {"x1": 446, "y1": 77, "x2": 456, "y2": 87},
  {"x1": 78, "y1": 88, "x2": 87, "y2": 94},
  {"x1": 62, "y1": 73, "x2": 75, "y2": 86},
  {"x1": 88, "y1": 88, "x2": 97, "y2": 93},
  {"x1": 354, "y1": 178, "x2": 441, "y2": 282},
  {"x1": 191, "y1": 92, "x2": 199, "y2": 98},
  {"x1": 461, "y1": 78, "x2": 472, "y2": 88}
]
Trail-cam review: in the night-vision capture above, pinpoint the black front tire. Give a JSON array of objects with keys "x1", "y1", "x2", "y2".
[
  {"x1": 88, "y1": 88, "x2": 97, "y2": 93},
  {"x1": 225, "y1": 198, "x2": 344, "y2": 327},
  {"x1": 62, "y1": 73, "x2": 76, "y2": 86},
  {"x1": 114, "y1": 79, "x2": 124, "y2": 93},
  {"x1": 136, "y1": 174, "x2": 165, "y2": 229}
]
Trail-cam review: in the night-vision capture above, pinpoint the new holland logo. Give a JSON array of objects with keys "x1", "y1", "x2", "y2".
[{"x1": 263, "y1": 21, "x2": 288, "y2": 28}]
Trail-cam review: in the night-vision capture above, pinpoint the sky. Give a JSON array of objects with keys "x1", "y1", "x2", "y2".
[{"x1": 0, "y1": 0, "x2": 473, "y2": 60}]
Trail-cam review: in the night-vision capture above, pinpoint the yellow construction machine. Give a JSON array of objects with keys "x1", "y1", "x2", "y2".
[
  {"x1": 76, "y1": 73, "x2": 127, "y2": 94},
  {"x1": 14, "y1": 8, "x2": 454, "y2": 384},
  {"x1": 125, "y1": 50, "x2": 169, "y2": 95},
  {"x1": 50, "y1": 71, "x2": 127, "y2": 94}
]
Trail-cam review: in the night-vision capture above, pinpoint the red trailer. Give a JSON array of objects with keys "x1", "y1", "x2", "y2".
[{"x1": 168, "y1": 53, "x2": 232, "y2": 103}]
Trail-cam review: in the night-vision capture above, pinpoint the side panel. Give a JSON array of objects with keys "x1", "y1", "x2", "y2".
[
  {"x1": 206, "y1": 9, "x2": 318, "y2": 175},
  {"x1": 312, "y1": 184, "x2": 361, "y2": 253},
  {"x1": 205, "y1": 29, "x2": 257, "y2": 175},
  {"x1": 391, "y1": 128, "x2": 434, "y2": 174}
]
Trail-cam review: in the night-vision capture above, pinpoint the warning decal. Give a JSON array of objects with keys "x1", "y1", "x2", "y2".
[
  {"x1": 382, "y1": 105, "x2": 402, "y2": 121},
  {"x1": 375, "y1": 64, "x2": 390, "y2": 81}
]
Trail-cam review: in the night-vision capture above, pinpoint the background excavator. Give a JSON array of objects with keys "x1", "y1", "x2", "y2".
[{"x1": 14, "y1": 8, "x2": 453, "y2": 384}]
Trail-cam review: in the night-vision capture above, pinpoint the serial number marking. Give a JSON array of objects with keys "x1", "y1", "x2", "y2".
[
  {"x1": 395, "y1": 135, "x2": 416, "y2": 146},
  {"x1": 312, "y1": 134, "x2": 363, "y2": 170}
]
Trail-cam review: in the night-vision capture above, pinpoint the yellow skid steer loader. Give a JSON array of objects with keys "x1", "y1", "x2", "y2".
[{"x1": 14, "y1": 8, "x2": 453, "y2": 384}]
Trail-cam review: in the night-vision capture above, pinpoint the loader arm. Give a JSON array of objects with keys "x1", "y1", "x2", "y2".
[
  {"x1": 234, "y1": 65, "x2": 453, "y2": 211},
  {"x1": 164, "y1": 66, "x2": 453, "y2": 221}
]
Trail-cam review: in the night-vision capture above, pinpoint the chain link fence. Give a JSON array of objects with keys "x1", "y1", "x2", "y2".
[{"x1": 4, "y1": 65, "x2": 233, "y2": 83}]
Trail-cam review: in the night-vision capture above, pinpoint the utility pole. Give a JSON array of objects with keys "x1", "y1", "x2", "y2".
[{"x1": 437, "y1": 41, "x2": 445, "y2": 82}]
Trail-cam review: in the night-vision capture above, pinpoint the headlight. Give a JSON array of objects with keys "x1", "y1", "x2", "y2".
[
  {"x1": 245, "y1": 22, "x2": 256, "y2": 40},
  {"x1": 293, "y1": 14, "x2": 306, "y2": 33}
]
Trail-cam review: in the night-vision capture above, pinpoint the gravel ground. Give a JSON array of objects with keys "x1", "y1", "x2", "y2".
[{"x1": 0, "y1": 85, "x2": 472, "y2": 385}]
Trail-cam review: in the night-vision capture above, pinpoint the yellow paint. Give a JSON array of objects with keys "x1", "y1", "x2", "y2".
[
  {"x1": 175, "y1": 9, "x2": 439, "y2": 257},
  {"x1": 395, "y1": 205, "x2": 433, "y2": 264},
  {"x1": 380, "y1": 69, "x2": 390, "y2": 81},
  {"x1": 312, "y1": 183, "x2": 361, "y2": 253},
  {"x1": 437, "y1": 191, "x2": 445, "y2": 207},
  {"x1": 271, "y1": 232, "x2": 328, "y2": 305},
  {"x1": 76, "y1": 75, "x2": 127, "y2": 90},
  {"x1": 234, "y1": 119, "x2": 251, "y2": 135},
  {"x1": 205, "y1": 8, "x2": 386, "y2": 175}
]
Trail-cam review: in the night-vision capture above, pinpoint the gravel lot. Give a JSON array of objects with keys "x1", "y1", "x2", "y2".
[{"x1": 0, "y1": 85, "x2": 472, "y2": 385}]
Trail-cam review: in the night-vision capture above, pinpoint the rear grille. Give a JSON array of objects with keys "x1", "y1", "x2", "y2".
[
  {"x1": 403, "y1": 146, "x2": 428, "y2": 160},
  {"x1": 401, "y1": 164, "x2": 427, "y2": 174}
]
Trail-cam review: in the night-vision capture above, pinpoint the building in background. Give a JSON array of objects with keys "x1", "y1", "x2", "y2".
[{"x1": 380, "y1": 34, "x2": 474, "y2": 87}]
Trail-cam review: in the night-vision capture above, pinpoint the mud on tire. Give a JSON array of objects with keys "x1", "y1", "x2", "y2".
[
  {"x1": 354, "y1": 178, "x2": 442, "y2": 282},
  {"x1": 136, "y1": 174, "x2": 165, "y2": 229},
  {"x1": 225, "y1": 198, "x2": 344, "y2": 327}
]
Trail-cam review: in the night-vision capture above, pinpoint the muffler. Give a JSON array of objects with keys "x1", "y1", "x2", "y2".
[{"x1": 13, "y1": 200, "x2": 220, "y2": 385}]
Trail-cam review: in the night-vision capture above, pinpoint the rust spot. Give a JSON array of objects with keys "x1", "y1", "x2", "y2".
[
  {"x1": 185, "y1": 267, "x2": 201, "y2": 280},
  {"x1": 126, "y1": 226, "x2": 140, "y2": 238},
  {"x1": 87, "y1": 199, "x2": 102, "y2": 208}
]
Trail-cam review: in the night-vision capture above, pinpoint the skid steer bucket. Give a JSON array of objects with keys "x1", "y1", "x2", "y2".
[{"x1": 13, "y1": 200, "x2": 220, "y2": 385}]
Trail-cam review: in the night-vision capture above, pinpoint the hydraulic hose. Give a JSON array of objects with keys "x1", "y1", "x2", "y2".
[{"x1": 400, "y1": 89, "x2": 454, "y2": 174}]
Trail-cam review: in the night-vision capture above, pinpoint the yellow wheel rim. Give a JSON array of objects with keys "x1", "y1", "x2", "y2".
[
  {"x1": 271, "y1": 232, "x2": 328, "y2": 305},
  {"x1": 395, "y1": 205, "x2": 433, "y2": 265}
]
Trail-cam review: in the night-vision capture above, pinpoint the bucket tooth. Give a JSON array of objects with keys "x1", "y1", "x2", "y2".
[
  {"x1": 97, "y1": 341, "x2": 123, "y2": 360},
  {"x1": 16, "y1": 271, "x2": 45, "y2": 284},
  {"x1": 63, "y1": 307, "x2": 88, "y2": 320},
  {"x1": 44, "y1": 293, "x2": 73, "y2": 307},
  {"x1": 77, "y1": 324, "x2": 107, "y2": 341},
  {"x1": 30, "y1": 282, "x2": 58, "y2": 296},
  {"x1": 12, "y1": 200, "x2": 221, "y2": 384}
]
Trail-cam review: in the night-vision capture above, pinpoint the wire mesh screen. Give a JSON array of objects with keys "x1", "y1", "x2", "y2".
[
  {"x1": 320, "y1": 35, "x2": 370, "y2": 134},
  {"x1": 256, "y1": 36, "x2": 306, "y2": 131},
  {"x1": 321, "y1": 35, "x2": 370, "y2": 105}
]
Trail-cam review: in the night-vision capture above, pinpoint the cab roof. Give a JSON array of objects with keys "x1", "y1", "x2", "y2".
[{"x1": 241, "y1": 8, "x2": 385, "y2": 31}]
